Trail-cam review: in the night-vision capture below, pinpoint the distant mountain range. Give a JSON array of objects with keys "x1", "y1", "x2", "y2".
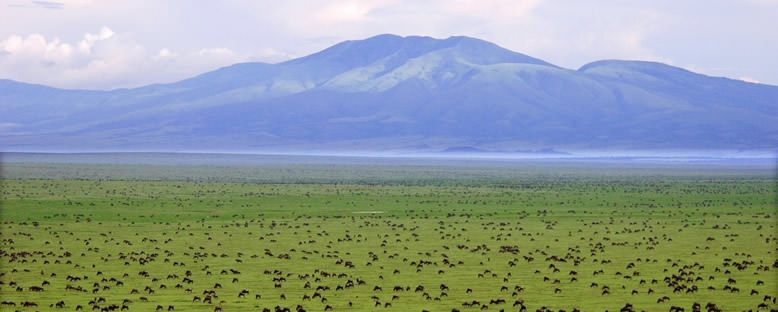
[{"x1": 1, "y1": 34, "x2": 777, "y2": 154}]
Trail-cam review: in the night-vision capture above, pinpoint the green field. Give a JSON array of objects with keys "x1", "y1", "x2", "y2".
[{"x1": 1, "y1": 160, "x2": 776, "y2": 311}]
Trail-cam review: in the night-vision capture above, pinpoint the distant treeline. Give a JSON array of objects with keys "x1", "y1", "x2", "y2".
[{"x1": 1, "y1": 161, "x2": 773, "y2": 186}]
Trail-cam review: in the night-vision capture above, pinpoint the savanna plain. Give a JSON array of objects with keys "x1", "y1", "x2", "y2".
[{"x1": 1, "y1": 155, "x2": 776, "y2": 312}]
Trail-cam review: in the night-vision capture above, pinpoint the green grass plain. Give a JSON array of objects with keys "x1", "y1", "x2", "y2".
[{"x1": 0, "y1": 160, "x2": 776, "y2": 311}]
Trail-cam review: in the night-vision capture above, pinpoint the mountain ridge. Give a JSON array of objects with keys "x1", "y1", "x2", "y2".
[{"x1": 1, "y1": 34, "x2": 776, "y2": 153}]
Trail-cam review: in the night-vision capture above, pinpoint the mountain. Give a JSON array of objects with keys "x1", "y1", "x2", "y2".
[{"x1": 1, "y1": 34, "x2": 777, "y2": 153}]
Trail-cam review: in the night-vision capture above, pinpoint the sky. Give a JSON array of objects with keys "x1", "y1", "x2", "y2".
[{"x1": 0, "y1": 0, "x2": 776, "y2": 89}]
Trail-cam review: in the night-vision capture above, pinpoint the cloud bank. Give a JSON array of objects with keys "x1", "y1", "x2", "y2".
[
  {"x1": 0, "y1": 0, "x2": 776, "y2": 89},
  {"x1": 0, "y1": 27, "x2": 253, "y2": 89}
]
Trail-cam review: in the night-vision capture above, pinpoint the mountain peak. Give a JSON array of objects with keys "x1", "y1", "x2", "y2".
[
  {"x1": 283, "y1": 34, "x2": 553, "y2": 69},
  {"x1": 578, "y1": 59, "x2": 733, "y2": 87},
  {"x1": 442, "y1": 35, "x2": 491, "y2": 45},
  {"x1": 2, "y1": 35, "x2": 776, "y2": 151},
  {"x1": 579, "y1": 60, "x2": 695, "y2": 75}
]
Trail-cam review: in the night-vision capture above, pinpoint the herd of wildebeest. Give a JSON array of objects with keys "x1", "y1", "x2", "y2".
[{"x1": 0, "y1": 170, "x2": 776, "y2": 311}]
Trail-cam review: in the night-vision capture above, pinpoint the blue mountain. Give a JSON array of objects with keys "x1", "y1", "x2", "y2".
[{"x1": 1, "y1": 34, "x2": 776, "y2": 152}]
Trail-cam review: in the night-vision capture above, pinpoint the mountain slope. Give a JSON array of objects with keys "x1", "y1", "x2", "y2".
[{"x1": 1, "y1": 34, "x2": 776, "y2": 152}]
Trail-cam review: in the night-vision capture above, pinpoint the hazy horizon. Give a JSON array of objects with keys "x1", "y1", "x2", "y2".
[
  {"x1": 1, "y1": 1, "x2": 777, "y2": 89},
  {"x1": 3, "y1": 150, "x2": 776, "y2": 164},
  {"x1": 2, "y1": 3, "x2": 776, "y2": 155}
]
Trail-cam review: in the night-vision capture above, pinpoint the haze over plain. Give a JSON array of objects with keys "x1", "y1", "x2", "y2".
[{"x1": 0, "y1": 1, "x2": 776, "y2": 155}]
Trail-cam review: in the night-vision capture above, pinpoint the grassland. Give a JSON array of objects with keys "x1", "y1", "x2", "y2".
[{"x1": 0, "y1": 158, "x2": 776, "y2": 311}]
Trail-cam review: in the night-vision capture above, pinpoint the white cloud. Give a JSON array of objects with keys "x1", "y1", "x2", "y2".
[
  {"x1": 78, "y1": 26, "x2": 113, "y2": 53},
  {"x1": 251, "y1": 48, "x2": 295, "y2": 64},
  {"x1": 295, "y1": 0, "x2": 544, "y2": 38},
  {"x1": 0, "y1": 27, "x2": 262, "y2": 89},
  {"x1": 446, "y1": 0, "x2": 543, "y2": 18},
  {"x1": 739, "y1": 76, "x2": 760, "y2": 84},
  {"x1": 0, "y1": 1, "x2": 776, "y2": 87},
  {"x1": 313, "y1": 1, "x2": 374, "y2": 23},
  {"x1": 156, "y1": 48, "x2": 176, "y2": 58},
  {"x1": 197, "y1": 48, "x2": 234, "y2": 56}
]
